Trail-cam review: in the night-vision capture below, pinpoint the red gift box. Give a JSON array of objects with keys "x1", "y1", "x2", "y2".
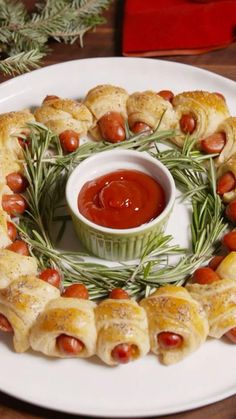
[{"x1": 122, "y1": 0, "x2": 236, "y2": 56}]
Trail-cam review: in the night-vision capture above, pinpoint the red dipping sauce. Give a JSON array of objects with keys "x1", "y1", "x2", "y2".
[{"x1": 78, "y1": 169, "x2": 166, "y2": 229}]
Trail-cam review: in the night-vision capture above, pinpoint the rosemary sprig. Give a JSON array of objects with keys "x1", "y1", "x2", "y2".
[
  {"x1": 0, "y1": 50, "x2": 45, "y2": 75},
  {"x1": 18, "y1": 224, "x2": 195, "y2": 299},
  {"x1": 50, "y1": 127, "x2": 176, "y2": 169},
  {"x1": 154, "y1": 136, "x2": 228, "y2": 259},
  {"x1": 18, "y1": 123, "x2": 191, "y2": 299},
  {"x1": 18, "y1": 124, "x2": 228, "y2": 299},
  {"x1": 154, "y1": 136, "x2": 214, "y2": 200},
  {"x1": 23, "y1": 123, "x2": 65, "y2": 250},
  {"x1": 0, "y1": 0, "x2": 112, "y2": 75},
  {"x1": 20, "y1": 122, "x2": 175, "y2": 241},
  {"x1": 129, "y1": 234, "x2": 184, "y2": 283},
  {"x1": 191, "y1": 159, "x2": 228, "y2": 258}
]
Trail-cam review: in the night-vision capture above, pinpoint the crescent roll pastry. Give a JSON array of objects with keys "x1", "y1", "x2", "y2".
[
  {"x1": 126, "y1": 90, "x2": 177, "y2": 131},
  {"x1": 0, "y1": 182, "x2": 12, "y2": 208},
  {"x1": 84, "y1": 84, "x2": 128, "y2": 140},
  {"x1": 140, "y1": 285, "x2": 208, "y2": 365},
  {"x1": 0, "y1": 275, "x2": 59, "y2": 352},
  {"x1": 215, "y1": 117, "x2": 236, "y2": 166},
  {"x1": 0, "y1": 249, "x2": 38, "y2": 289},
  {"x1": 216, "y1": 252, "x2": 236, "y2": 280},
  {"x1": 186, "y1": 279, "x2": 236, "y2": 339},
  {"x1": 34, "y1": 97, "x2": 93, "y2": 136},
  {"x1": 0, "y1": 182, "x2": 12, "y2": 249},
  {"x1": 84, "y1": 84, "x2": 128, "y2": 120},
  {"x1": 0, "y1": 183, "x2": 14, "y2": 234},
  {"x1": 0, "y1": 209, "x2": 11, "y2": 249},
  {"x1": 30, "y1": 297, "x2": 97, "y2": 358},
  {"x1": 217, "y1": 154, "x2": 236, "y2": 202},
  {"x1": 0, "y1": 152, "x2": 23, "y2": 184},
  {"x1": 172, "y1": 91, "x2": 230, "y2": 147},
  {"x1": 95, "y1": 298, "x2": 150, "y2": 366},
  {"x1": 0, "y1": 110, "x2": 35, "y2": 157},
  {"x1": 0, "y1": 183, "x2": 13, "y2": 233}
]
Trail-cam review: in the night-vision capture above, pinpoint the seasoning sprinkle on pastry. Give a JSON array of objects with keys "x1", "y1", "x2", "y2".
[
  {"x1": 187, "y1": 278, "x2": 236, "y2": 343},
  {"x1": 30, "y1": 284, "x2": 97, "y2": 358},
  {"x1": 216, "y1": 154, "x2": 236, "y2": 202},
  {"x1": 0, "y1": 249, "x2": 38, "y2": 289},
  {"x1": 34, "y1": 96, "x2": 93, "y2": 151},
  {"x1": 140, "y1": 285, "x2": 209, "y2": 365},
  {"x1": 0, "y1": 275, "x2": 59, "y2": 352},
  {"x1": 172, "y1": 91, "x2": 230, "y2": 147},
  {"x1": 0, "y1": 110, "x2": 35, "y2": 158},
  {"x1": 84, "y1": 84, "x2": 128, "y2": 142},
  {"x1": 0, "y1": 152, "x2": 23, "y2": 184},
  {"x1": 201, "y1": 117, "x2": 236, "y2": 164},
  {"x1": 127, "y1": 90, "x2": 177, "y2": 134},
  {"x1": 95, "y1": 289, "x2": 150, "y2": 366}
]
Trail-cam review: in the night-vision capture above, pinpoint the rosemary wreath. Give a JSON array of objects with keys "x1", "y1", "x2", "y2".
[
  {"x1": 0, "y1": 0, "x2": 112, "y2": 76},
  {"x1": 17, "y1": 122, "x2": 228, "y2": 300}
]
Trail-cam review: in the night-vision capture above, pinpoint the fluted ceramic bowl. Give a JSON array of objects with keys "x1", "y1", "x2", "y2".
[{"x1": 66, "y1": 149, "x2": 176, "y2": 261}]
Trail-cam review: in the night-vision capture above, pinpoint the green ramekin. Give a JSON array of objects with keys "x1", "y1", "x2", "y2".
[{"x1": 66, "y1": 149, "x2": 175, "y2": 261}]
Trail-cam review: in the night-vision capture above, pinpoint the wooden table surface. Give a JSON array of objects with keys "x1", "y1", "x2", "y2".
[{"x1": 0, "y1": 1, "x2": 236, "y2": 418}]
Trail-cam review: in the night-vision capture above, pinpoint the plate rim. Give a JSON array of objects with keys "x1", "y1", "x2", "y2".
[
  {"x1": 1, "y1": 56, "x2": 236, "y2": 91},
  {"x1": 0, "y1": 56, "x2": 236, "y2": 418}
]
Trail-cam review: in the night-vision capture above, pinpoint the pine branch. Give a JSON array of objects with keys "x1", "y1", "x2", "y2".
[
  {"x1": 0, "y1": 49, "x2": 45, "y2": 75},
  {"x1": 0, "y1": 0, "x2": 112, "y2": 75},
  {"x1": 51, "y1": 15, "x2": 106, "y2": 45},
  {"x1": 0, "y1": 0, "x2": 27, "y2": 26},
  {"x1": 72, "y1": 0, "x2": 112, "y2": 16},
  {"x1": 34, "y1": 0, "x2": 111, "y2": 44}
]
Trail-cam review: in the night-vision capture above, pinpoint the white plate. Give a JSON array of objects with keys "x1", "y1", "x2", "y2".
[{"x1": 0, "y1": 58, "x2": 236, "y2": 417}]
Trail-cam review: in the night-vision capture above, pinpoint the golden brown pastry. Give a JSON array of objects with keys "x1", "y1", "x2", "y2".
[
  {"x1": 34, "y1": 96, "x2": 93, "y2": 136},
  {"x1": 215, "y1": 117, "x2": 236, "y2": 165},
  {"x1": 126, "y1": 90, "x2": 177, "y2": 132},
  {"x1": 0, "y1": 209, "x2": 12, "y2": 249},
  {"x1": 217, "y1": 154, "x2": 236, "y2": 202},
  {"x1": 0, "y1": 152, "x2": 23, "y2": 184},
  {"x1": 216, "y1": 252, "x2": 236, "y2": 280},
  {"x1": 84, "y1": 84, "x2": 129, "y2": 141},
  {"x1": 186, "y1": 278, "x2": 236, "y2": 339},
  {"x1": 95, "y1": 298, "x2": 149, "y2": 366},
  {"x1": 30, "y1": 297, "x2": 97, "y2": 358},
  {"x1": 0, "y1": 119, "x2": 29, "y2": 248},
  {"x1": 0, "y1": 110, "x2": 35, "y2": 157},
  {"x1": 140, "y1": 285, "x2": 209, "y2": 365},
  {"x1": 85, "y1": 84, "x2": 128, "y2": 120},
  {"x1": 0, "y1": 182, "x2": 12, "y2": 208},
  {"x1": 0, "y1": 182, "x2": 13, "y2": 247},
  {"x1": 0, "y1": 249, "x2": 38, "y2": 289},
  {"x1": 0, "y1": 275, "x2": 59, "y2": 352},
  {"x1": 172, "y1": 91, "x2": 230, "y2": 147}
]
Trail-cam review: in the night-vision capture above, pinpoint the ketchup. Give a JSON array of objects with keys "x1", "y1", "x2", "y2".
[{"x1": 78, "y1": 170, "x2": 166, "y2": 229}]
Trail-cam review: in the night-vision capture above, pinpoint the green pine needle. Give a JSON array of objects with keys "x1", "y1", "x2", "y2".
[
  {"x1": 0, "y1": 0, "x2": 112, "y2": 75},
  {"x1": 0, "y1": 49, "x2": 45, "y2": 75}
]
